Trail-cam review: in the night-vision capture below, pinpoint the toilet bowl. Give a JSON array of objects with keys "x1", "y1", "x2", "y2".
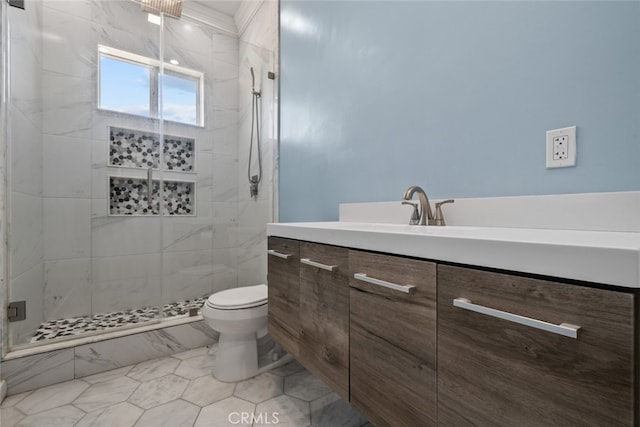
[{"x1": 202, "y1": 284, "x2": 291, "y2": 382}]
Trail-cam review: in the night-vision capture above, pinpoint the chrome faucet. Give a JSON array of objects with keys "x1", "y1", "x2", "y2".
[
  {"x1": 402, "y1": 187, "x2": 455, "y2": 226},
  {"x1": 402, "y1": 186, "x2": 435, "y2": 225}
]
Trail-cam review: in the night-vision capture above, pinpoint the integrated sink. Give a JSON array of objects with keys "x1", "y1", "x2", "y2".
[
  {"x1": 267, "y1": 221, "x2": 640, "y2": 288},
  {"x1": 281, "y1": 221, "x2": 484, "y2": 235},
  {"x1": 274, "y1": 221, "x2": 640, "y2": 247}
]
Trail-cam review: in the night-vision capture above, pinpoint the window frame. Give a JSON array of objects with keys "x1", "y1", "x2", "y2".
[{"x1": 97, "y1": 45, "x2": 205, "y2": 127}]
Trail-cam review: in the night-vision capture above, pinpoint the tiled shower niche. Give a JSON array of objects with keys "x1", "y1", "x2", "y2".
[
  {"x1": 110, "y1": 176, "x2": 195, "y2": 216},
  {"x1": 109, "y1": 126, "x2": 195, "y2": 172}
]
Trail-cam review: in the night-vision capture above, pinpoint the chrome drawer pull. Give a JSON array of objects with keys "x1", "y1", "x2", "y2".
[
  {"x1": 300, "y1": 258, "x2": 337, "y2": 272},
  {"x1": 267, "y1": 249, "x2": 292, "y2": 260},
  {"x1": 353, "y1": 273, "x2": 416, "y2": 294},
  {"x1": 453, "y1": 298, "x2": 580, "y2": 339}
]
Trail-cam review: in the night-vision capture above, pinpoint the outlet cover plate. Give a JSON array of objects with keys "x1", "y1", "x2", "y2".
[{"x1": 546, "y1": 126, "x2": 576, "y2": 168}]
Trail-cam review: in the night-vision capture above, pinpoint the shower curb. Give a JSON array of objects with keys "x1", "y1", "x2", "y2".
[{"x1": 1, "y1": 319, "x2": 217, "y2": 395}]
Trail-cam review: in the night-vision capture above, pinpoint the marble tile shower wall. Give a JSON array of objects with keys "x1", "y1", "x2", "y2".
[
  {"x1": 236, "y1": 1, "x2": 279, "y2": 287},
  {"x1": 8, "y1": 1, "x2": 45, "y2": 345},
  {"x1": 27, "y1": 0, "x2": 241, "y2": 336}
]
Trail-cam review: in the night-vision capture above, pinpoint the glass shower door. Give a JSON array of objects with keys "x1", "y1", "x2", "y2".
[
  {"x1": 158, "y1": 14, "x2": 217, "y2": 317},
  {"x1": 89, "y1": 1, "x2": 165, "y2": 337},
  {"x1": 5, "y1": 0, "x2": 165, "y2": 348}
]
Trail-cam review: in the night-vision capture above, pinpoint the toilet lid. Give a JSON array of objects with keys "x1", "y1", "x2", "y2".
[{"x1": 206, "y1": 284, "x2": 268, "y2": 309}]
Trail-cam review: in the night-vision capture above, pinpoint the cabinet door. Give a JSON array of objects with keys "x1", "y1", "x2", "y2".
[
  {"x1": 267, "y1": 237, "x2": 300, "y2": 358},
  {"x1": 349, "y1": 250, "x2": 437, "y2": 427},
  {"x1": 438, "y1": 264, "x2": 636, "y2": 427},
  {"x1": 299, "y1": 242, "x2": 350, "y2": 400}
]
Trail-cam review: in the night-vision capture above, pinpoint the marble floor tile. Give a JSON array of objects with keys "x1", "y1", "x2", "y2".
[
  {"x1": 207, "y1": 343, "x2": 219, "y2": 355},
  {"x1": 284, "y1": 370, "x2": 332, "y2": 402},
  {"x1": 126, "y1": 357, "x2": 180, "y2": 382},
  {"x1": 3, "y1": 349, "x2": 370, "y2": 427},
  {"x1": 15, "y1": 379, "x2": 89, "y2": 415},
  {"x1": 72, "y1": 376, "x2": 139, "y2": 412},
  {"x1": 194, "y1": 396, "x2": 256, "y2": 427},
  {"x1": 270, "y1": 359, "x2": 306, "y2": 377},
  {"x1": 310, "y1": 393, "x2": 367, "y2": 427},
  {"x1": 0, "y1": 406, "x2": 26, "y2": 427},
  {"x1": 174, "y1": 354, "x2": 216, "y2": 380},
  {"x1": 254, "y1": 394, "x2": 310, "y2": 427},
  {"x1": 234, "y1": 372, "x2": 283, "y2": 404},
  {"x1": 181, "y1": 374, "x2": 235, "y2": 407},
  {"x1": 171, "y1": 346, "x2": 210, "y2": 360},
  {"x1": 128, "y1": 374, "x2": 189, "y2": 409},
  {"x1": 0, "y1": 391, "x2": 31, "y2": 408},
  {"x1": 75, "y1": 402, "x2": 143, "y2": 427},
  {"x1": 14, "y1": 404, "x2": 85, "y2": 427},
  {"x1": 134, "y1": 399, "x2": 200, "y2": 427}
]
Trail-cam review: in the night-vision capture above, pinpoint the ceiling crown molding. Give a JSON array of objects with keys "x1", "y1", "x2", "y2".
[
  {"x1": 234, "y1": 0, "x2": 263, "y2": 37},
  {"x1": 183, "y1": 1, "x2": 238, "y2": 35}
]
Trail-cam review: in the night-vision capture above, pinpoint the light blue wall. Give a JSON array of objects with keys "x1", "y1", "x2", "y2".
[{"x1": 279, "y1": 1, "x2": 640, "y2": 222}]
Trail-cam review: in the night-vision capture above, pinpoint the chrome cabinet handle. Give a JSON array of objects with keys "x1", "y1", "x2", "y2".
[
  {"x1": 353, "y1": 273, "x2": 416, "y2": 294},
  {"x1": 267, "y1": 249, "x2": 292, "y2": 260},
  {"x1": 453, "y1": 297, "x2": 581, "y2": 339},
  {"x1": 300, "y1": 258, "x2": 337, "y2": 272}
]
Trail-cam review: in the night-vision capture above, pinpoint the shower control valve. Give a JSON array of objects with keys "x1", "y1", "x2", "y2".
[{"x1": 250, "y1": 175, "x2": 259, "y2": 198}]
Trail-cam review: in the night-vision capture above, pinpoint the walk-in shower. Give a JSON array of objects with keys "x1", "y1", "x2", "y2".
[{"x1": 1, "y1": 0, "x2": 278, "y2": 353}]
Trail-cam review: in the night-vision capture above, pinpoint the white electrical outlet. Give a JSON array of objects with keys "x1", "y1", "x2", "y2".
[
  {"x1": 553, "y1": 135, "x2": 568, "y2": 160},
  {"x1": 546, "y1": 126, "x2": 576, "y2": 168}
]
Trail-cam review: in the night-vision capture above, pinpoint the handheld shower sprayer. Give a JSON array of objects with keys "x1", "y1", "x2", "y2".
[
  {"x1": 248, "y1": 67, "x2": 262, "y2": 198},
  {"x1": 250, "y1": 67, "x2": 261, "y2": 96}
]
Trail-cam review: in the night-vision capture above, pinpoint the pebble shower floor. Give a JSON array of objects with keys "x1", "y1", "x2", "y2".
[{"x1": 31, "y1": 297, "x2": 207, "y2": 342}]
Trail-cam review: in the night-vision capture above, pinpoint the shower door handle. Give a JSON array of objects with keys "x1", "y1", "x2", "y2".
[{"x1": 147, "y1": 167, "x2": 153, "y2": 209}]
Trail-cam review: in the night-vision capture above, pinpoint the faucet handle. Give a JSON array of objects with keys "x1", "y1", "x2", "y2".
[
  {"x1": 434, "y1": 199, "x2": 454, "y2": 226},
  {"x1": 401, "y1": 201, "x2": 420, "y2": 225}
]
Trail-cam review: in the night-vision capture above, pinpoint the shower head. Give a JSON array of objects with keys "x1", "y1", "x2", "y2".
[{"x1": 141, "y1": 0, "x2": 183, "y2": 19}]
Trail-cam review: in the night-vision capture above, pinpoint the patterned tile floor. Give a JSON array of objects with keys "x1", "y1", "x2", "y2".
[
  {"x1": 0, "y1": 345, "x2": 370, "y2": 427},
  {"x1": 32, "y1": 298, "x2": 207, "y2": 342}
]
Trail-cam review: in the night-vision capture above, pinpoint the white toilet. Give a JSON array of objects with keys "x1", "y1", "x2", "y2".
[{"x1": 202, "y1": 284, "x2": 291, "y2": 382}]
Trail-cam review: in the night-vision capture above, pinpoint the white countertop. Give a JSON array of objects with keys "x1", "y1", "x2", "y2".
[{"x1": 267, "y1": 222, "x2": 640, "y2": 288}]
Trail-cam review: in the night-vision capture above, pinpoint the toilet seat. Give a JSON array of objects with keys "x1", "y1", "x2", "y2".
[{"x1": 206, "y1": 284, "x2": 267, "y2": 310}]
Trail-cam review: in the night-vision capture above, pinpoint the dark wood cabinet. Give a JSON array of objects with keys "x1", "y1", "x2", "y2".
[
  {"x1": 267, "y1": 236, "x2": 640, "y2": 426},
  {"x1": 267, "y1": 237, "x2": 300, "y2": 358},
  {"x1": 298, "y1": 242, "x2": 350, "y2": 400},
  {"x1": 437, "y1": 264, "x2": 637, "y2": 427},
  {"x1": 349, "y1": 250, "x2": 437, "y2": 427}
]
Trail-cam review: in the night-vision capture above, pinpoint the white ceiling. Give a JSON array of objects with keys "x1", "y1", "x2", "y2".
[{"x1": 190, "y1": 0, "x2": 243, "y2": 17}]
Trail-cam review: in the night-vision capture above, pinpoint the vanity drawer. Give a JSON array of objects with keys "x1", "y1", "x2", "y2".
[
  {"x1": 267, "y1": 237, "x2": 300, "y2": 358},
  {"x1": 437, "y1": 264, "x2": 636, "y2": 427},
  {"x1": 349, "y1": 250, "x2": 437, "y2": 427}
]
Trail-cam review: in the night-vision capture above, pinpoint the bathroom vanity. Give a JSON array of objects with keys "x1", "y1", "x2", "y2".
[{"x1": 266, "y1": 222, "x2": 640, "y2": 427}]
